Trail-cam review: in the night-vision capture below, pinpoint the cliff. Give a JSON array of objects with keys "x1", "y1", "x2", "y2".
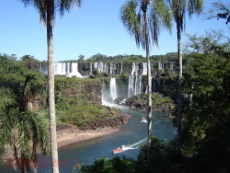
[{"x1": 55, "y1": 76, "x2": 102, "y2": 104}]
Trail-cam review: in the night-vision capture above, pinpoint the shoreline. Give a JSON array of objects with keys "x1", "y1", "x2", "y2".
[
  {"x1": 1, "y1": 125, "x2": 120, "y2": 160},
  {"x1": 56, "y1": 125, "x2": 120, "y2": 148}
]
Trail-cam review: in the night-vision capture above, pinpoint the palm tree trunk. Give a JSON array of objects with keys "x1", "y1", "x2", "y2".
[
  {"x1": 144, "y1": 10, "x2": 152, "y2": 162},
  {"x1": 177, "y1": 23, "x2": 182, "y2": 150},
  {"x1": 47, "y1": 0, "x2": 59, "y2": 172}
]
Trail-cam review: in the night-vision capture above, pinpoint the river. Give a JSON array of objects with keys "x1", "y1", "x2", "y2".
[{"x1": 0, "y1": 105, "x2": 176, "y2": 173}]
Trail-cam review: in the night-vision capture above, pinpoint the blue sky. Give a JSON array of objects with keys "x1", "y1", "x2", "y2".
[{"x1": 0, "y1": 0, "x2": 228, "y2": 61}]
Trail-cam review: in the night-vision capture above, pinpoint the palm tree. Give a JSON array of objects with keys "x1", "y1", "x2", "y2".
[
  {"x1": 0, "y1": 112, "x2": 49, "y2": 173},
  {"x1": 20, "y1": 1, "x2": 83, "y2": 172},
  {"x1": 120, "y1": 0, "x2": 172, "y2": 160},
  {"x1": 0, "y1": 62, "x2": 49, "y2": 173},
  {"x1": 167, "y1": 0, "x2": 203, "y2": 149}
]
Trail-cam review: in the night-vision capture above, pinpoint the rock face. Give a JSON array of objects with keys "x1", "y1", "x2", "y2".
[
  {"x1": 79, "y1": 114, "x2": 131, "y2": 131},
  {"x1": 55, "y1": 78, "x2": 102, "y2": 104}
]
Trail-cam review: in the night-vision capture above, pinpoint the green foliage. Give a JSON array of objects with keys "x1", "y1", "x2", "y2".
[
  {"x1": 151, "y1": 92, "x2": 172, "y2": 105},
  {"x1": 54, "y1": 76, "x2": 121, "y2": 126},
  {"x1": 131, "y1": 93, "x2": 173, "y2": 106},
  {"x1": 0, "y1": 55, "x2": 46, "y2": 112},
  {"x1": 58, "y1": 102, "x2": 118, "y2": 126},
  {"x1": 0, "y1": 55, "x2": 49, "y2": 168},
  {"x1": 80, "y1": 156, "x2": 135, "y2": 173},
  {"x1": 135, "y1": 137, "x2": 180, "y2": 173},
  {"x1": 120, "y1": 0, "x2": 172, "y2": 48},
  {"x1": 180, "y1": 31, "x2": 230, "y2": 163}
]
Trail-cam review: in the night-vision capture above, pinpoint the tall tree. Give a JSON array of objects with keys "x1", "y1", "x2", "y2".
[
  {"x1": 120, "y1": 0, "x2": 172, "y2": 161},
  {"x1": 0, "y1": 58, "x2": 49, "y2": 173},
  {"x1": 167, "y1": 0, "x2": 203, "y2": 149},
  {"x1": 20, "y1": 1, "x2": 83, "y2": 172}
]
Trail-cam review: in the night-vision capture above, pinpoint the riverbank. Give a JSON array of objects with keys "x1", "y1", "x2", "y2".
[
  {"x1": 1, "y1": 125, "x2": 120, "y2": 160},
  {"x1": 56, "y1": 125, "x2": 120, "y2": 148}
]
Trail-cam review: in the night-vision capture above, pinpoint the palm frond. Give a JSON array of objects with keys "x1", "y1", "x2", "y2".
[
  {"x1": 36, "y1": 0, "x2": 47, "y2": 25},
  {"x1": 120, "y1": 0, "x2": 142, "y2": 47},
  {"x1": 150, "y1": 12, "x2": 160, "y2": 48},
  {"x1": 59, "y1": 0, "x2": 83, "y2": 15},
  {"x1": 152, "y1": 0, "x2": 172, "y2": 33},
  {"x1": 20, "y1": 0, "x2": 32, "y2": 6},
  {"x1": 188, "y1": 0, "x2": 203, "y2": 17}
]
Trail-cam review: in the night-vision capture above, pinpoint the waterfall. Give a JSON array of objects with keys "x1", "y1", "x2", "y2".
[
  {"x1": 55, "y1": 62, "x2": 66, "y2": 75},
  {"x1": 142, "y1": 62, "x2": 147, "y2": 75},
  {"x1": 39, "y1": 63, "x2": 48, "y2": 75},
  {"x1": 128, "y1": 75, "x2": 134, "y2": 98},
  {"x1": 131, "y1": 62, "x2": 135, "y2": 75},
  {"x1": 134, "y1": 75, "x2": 142, "y2": 96},
  {"x1": 128, "y1": 62, "x2": 143, "y2": 98},
  {"x1": 93, "y1": 62, "x2": 104, "y2": 73},
  {"x1": 110, "y1": 77, "x2": 117, "y2": 101},
  {"x1": 110, "y1": 62, "x2": 116, "y2": 76},
  {"x1": 68, "y1": 62, "x2": 82, "y2": 78},
  {"x1": 104, "y1": 63, "x2": 109, "y2": 73},
  {"x1": 53, "y1": 62, "x2": 82, "y2": 78}
]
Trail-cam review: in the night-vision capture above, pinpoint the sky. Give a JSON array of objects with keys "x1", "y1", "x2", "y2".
[{"x1": 0, "y1": 0, "x2": 229, "y2": 61}]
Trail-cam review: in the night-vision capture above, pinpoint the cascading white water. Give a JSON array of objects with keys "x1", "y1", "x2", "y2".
[
  {"x1": 131, "y1": 62, "x2": 135, "y2": 75},
  {"x1": 93, "y1": 62, "x2": 103, "y2": 73},
  {"x1": 68, "y1": 62, "x2": 82, "y2": 77},
  {"x1": 55, "y1": 62, "x2": 66, "y2": 75},
  {"x1": 128, "y1": 75, "x2": 134, "y2": 98},
  {"x1": 128, "y1": 62, "x2": 144, "y2": 98},
  {"x1": 53, "y1": 62, "x2": 82, "y2": 78},
  {"x1": 110, "y1": 62, "x2": 116, "y2": 76},
  {"x1": 134, "y1": 75, "x2": 142, "y2": 95},
  {"x1": 142, "y1": 62, "x2": 147, "y2": 75},
  {"x1": 39, "y1": 63, "x2": 48, "y2": 75},
  {"x1": 110, "y1": 77, "x2": 117, "y2": 101},
  {"x1": 94, "y1": 62, "x2": 104, "y2": 73},
  {"x1": 104, "y1": 63, "x2": 109, "y2": 74}
]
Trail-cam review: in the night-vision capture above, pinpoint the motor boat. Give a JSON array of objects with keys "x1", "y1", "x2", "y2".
[{"x1": 112, "y1": 147, "x2": 124, "y2": 154}]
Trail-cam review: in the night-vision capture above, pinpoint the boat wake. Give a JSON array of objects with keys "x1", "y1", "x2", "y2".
[
  {"x1": 140, "y1": 117, "x2": 147, "y2": 123},
  {"x1": 121, "y1": 138, "x2": 147, "y2": 151},
  {"x1": 112, "y1": 138, "x2": 147, "y2": 154}
]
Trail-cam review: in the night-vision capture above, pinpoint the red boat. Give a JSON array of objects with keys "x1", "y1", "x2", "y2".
[{"x1": 112, "y1": 147, "x2": 124, "y2": 154}]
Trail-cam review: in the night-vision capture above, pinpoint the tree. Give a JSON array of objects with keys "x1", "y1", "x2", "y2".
[
  {"x1": 0, "y1": 58, "x2": 49, "y2": 172},
  {"x1": 20, "y1": 1, "x2": 83, "y2": 172},
  {"x1": 120, "y1": 0, "x2": 172, "y2": 161},
  {"x1": 207, "y1": 1, "x2": 230, "y2": 24},
  {"x1": 181, "y1": 33, "x2": 230, "y2": 171},
  {"x1": 167, "y1": 0, "x2": 203, "y2": 149},
  {"x1": 78, "y1": 54, "x2": 85, "y2": 61}
]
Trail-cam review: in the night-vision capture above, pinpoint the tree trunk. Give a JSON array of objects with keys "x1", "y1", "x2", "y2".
[
  {"x1": 177, "y1": 23, "x2": 182, "y2": 150},
  {"x1": 47, "y1": 0, "x2": 59, "y2": 172},
  {"x1": 144, "y1": 10, "x2": 152, "y2": 162}
]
